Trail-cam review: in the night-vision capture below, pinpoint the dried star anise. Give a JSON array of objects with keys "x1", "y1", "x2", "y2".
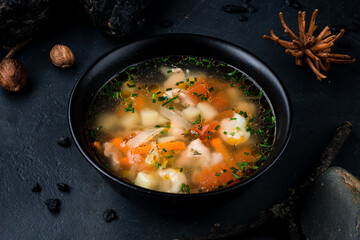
[{"x1": 263, "y1": 9, "x2": 356, "y2": 80}]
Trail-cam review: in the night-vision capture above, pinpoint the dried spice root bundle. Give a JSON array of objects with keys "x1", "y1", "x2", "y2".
[{"x1": 263, "y1": 9, "x2": 356, "y2": 80}]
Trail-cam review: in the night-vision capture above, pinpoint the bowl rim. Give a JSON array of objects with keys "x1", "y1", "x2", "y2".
[{"x1": 68, "y1": 33, "x2": 293, "y2": 198}]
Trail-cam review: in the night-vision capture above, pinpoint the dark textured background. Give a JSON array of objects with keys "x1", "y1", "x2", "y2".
[{"x1": 0, "y1": 0, "x2": 359, "y2": 239}]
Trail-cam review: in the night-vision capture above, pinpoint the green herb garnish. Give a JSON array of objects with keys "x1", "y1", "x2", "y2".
[{"x1": 162, "y1": 96, "x2": 178, "y2": 106}]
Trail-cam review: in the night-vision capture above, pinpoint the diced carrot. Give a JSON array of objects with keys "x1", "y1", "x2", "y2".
[
  {"x1": 119, "y1": 157, "x2": 132, "y2": 169},
  {"x1": 193, "y1": 162, "x2": 238, "y2": 191},
  {"x1": 131, "y1": 141, "x2": 186, "y2": 155},
  {"x1": 118, "y1": 156, "x2": 153, "y2": 171},
  {"x1": 92, "y1": 141, "x2": 102, "y2": 151},
  {"x1": 133, "y1": 92, "x2": 146, "y2": 110},
  {"x1": 190, "y1": 121, "x2": 220, "y2": 141},
  {"x1": 111, "y1": 137, "x2": 129, "y2": 152},
  {"x1": 210, "y1": 138, "x2": 231, "y2": 162}
]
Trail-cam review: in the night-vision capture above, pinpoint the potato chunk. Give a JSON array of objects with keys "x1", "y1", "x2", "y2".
[
  {"x1": 140, "y1": 108, "x2": 159, "y2": 127},
  {"x1": 134, "y1": 172, "x2": 157, "y2": 190},
  {"x1": 182, "y1": 106, "x2": 201, "y2": 122},
  {"x1": 197, "y1": 102, "x2": 218, "y2": 120}
]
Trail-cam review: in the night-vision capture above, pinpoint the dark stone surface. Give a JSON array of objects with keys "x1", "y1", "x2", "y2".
[
  {"x1": 0, "y1": 0, "x2": 50, "y2": 46},
  {"x1": 0, "y1": 0, "x2": 359, "y2": 239},
  {"x1": 300, "y1": 167, "x2": 360, "y2": 240},
  {"x1": 79, "y1": 0, "x2": 152, "y2": 37}
]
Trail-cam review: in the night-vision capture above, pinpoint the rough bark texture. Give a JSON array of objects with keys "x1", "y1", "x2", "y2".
[
  {"x1": 0, "y1": 0, "x2": 50, "y2": 46},
  {"x1": 79, "y1": 0, "x2": 152, "y2": 37}
]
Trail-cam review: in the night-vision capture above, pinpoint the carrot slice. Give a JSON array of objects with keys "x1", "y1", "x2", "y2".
[
  {"x1": 131, "y1": 141, "x2": 186, "y2": 155},
  {"x1": 193, "y1": 162, "x2": 238, "y2": 191},
  {"x1": 118, "y1": 156, "x2": 153, "y2": 171},
  {"x1": 133, "y1": 92, "x2": 146, "y2": 110},
  {"x1": 210, "y1": 138, "x2": 232, "y2": 162},
  {"x1": 111, "y1": 137, "x2": 129, "y2": 152},
  {"x1": 119, "y1": 157, "x2": 132, "y2": 169},
  {"x1": 92, "y1": 141, "x2": 102, "y2": 151}
]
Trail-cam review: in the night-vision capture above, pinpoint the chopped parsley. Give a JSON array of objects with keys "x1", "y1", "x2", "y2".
[{"x1": 259, "y1": 144, "x2": 272, "y2": 148}]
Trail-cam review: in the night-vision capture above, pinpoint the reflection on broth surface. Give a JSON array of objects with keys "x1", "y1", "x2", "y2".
[{"x1": 86, "y1": 56, "x2": 275, "y2": 194}]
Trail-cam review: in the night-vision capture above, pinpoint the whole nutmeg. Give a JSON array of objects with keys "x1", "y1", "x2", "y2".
[
  {"x1": 0, "y1": 58, "x2": 28, "y2": 92},
  {"x1": 50, "y1": 44, "x2": 75, "y2": 68}
]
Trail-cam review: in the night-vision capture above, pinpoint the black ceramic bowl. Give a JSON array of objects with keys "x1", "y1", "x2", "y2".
[{"x1": 68, "y1": 34, "x2": 292, "y2": 212}]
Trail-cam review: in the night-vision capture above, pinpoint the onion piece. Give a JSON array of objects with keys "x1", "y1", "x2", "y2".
[
  {"x1": 126, "y1": 127, "x2": 165, "y2": 148},
  {"x1": 159, "y1": 106, "x2": 192, "y2": 129}
]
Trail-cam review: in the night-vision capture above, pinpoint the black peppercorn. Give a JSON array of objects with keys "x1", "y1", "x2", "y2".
[
  {"x1": 103, "y1": 209, "x2": 117, "y2": 222},
  {"x1": 31, "y1": 183, "x2": 42, "y2": 193},
  {"x1": 57, "y1": 136, "x2": 70, "y2": 147},
  {"x1": 57, "y1": 183, "x2": 70, "y2": 192},
  {"x1": 45, "y1": 199, "x2": 61, "y2": 212}
]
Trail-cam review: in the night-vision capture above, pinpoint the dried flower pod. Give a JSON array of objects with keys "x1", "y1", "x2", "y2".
[
  {"x1": 50, "y1": 44, "x2": 75, "y2": 68},
  {"x1": 0, "y1": 58, "x2": 28, "y2": 92}
]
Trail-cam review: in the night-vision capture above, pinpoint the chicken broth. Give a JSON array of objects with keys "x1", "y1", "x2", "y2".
[{"x1": 86, "y1": 56, "x2": 275, "y2": 193}]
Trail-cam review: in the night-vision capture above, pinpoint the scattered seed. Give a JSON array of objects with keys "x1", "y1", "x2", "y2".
[
  {"x1": 57, "y1": 136, "x2": 70, "y2": 147},
  {"x1": 45, "y1": 199, "x2": 61, "y2": 212},
  {"x1": 57, "y1": 183, "x2": 70, "y2": 192},
  {"x1": 103, "y1": 209, "x2": 117, "y2": 222},
  {"x1": 31, "y1": 183, "x2": 42, "y2": 193}
]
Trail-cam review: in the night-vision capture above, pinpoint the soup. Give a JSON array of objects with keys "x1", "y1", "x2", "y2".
[{"x1": 86, "y1": 56, "x2": 275, "y2": 194}]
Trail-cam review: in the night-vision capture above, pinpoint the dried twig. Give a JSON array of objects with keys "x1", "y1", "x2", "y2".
[
  {"x1": 2, "y1": 38, "x2": 31, "y2": 59},
  {"x1": 182, "y1": 121, "x2": 352, "y2": 240}
]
